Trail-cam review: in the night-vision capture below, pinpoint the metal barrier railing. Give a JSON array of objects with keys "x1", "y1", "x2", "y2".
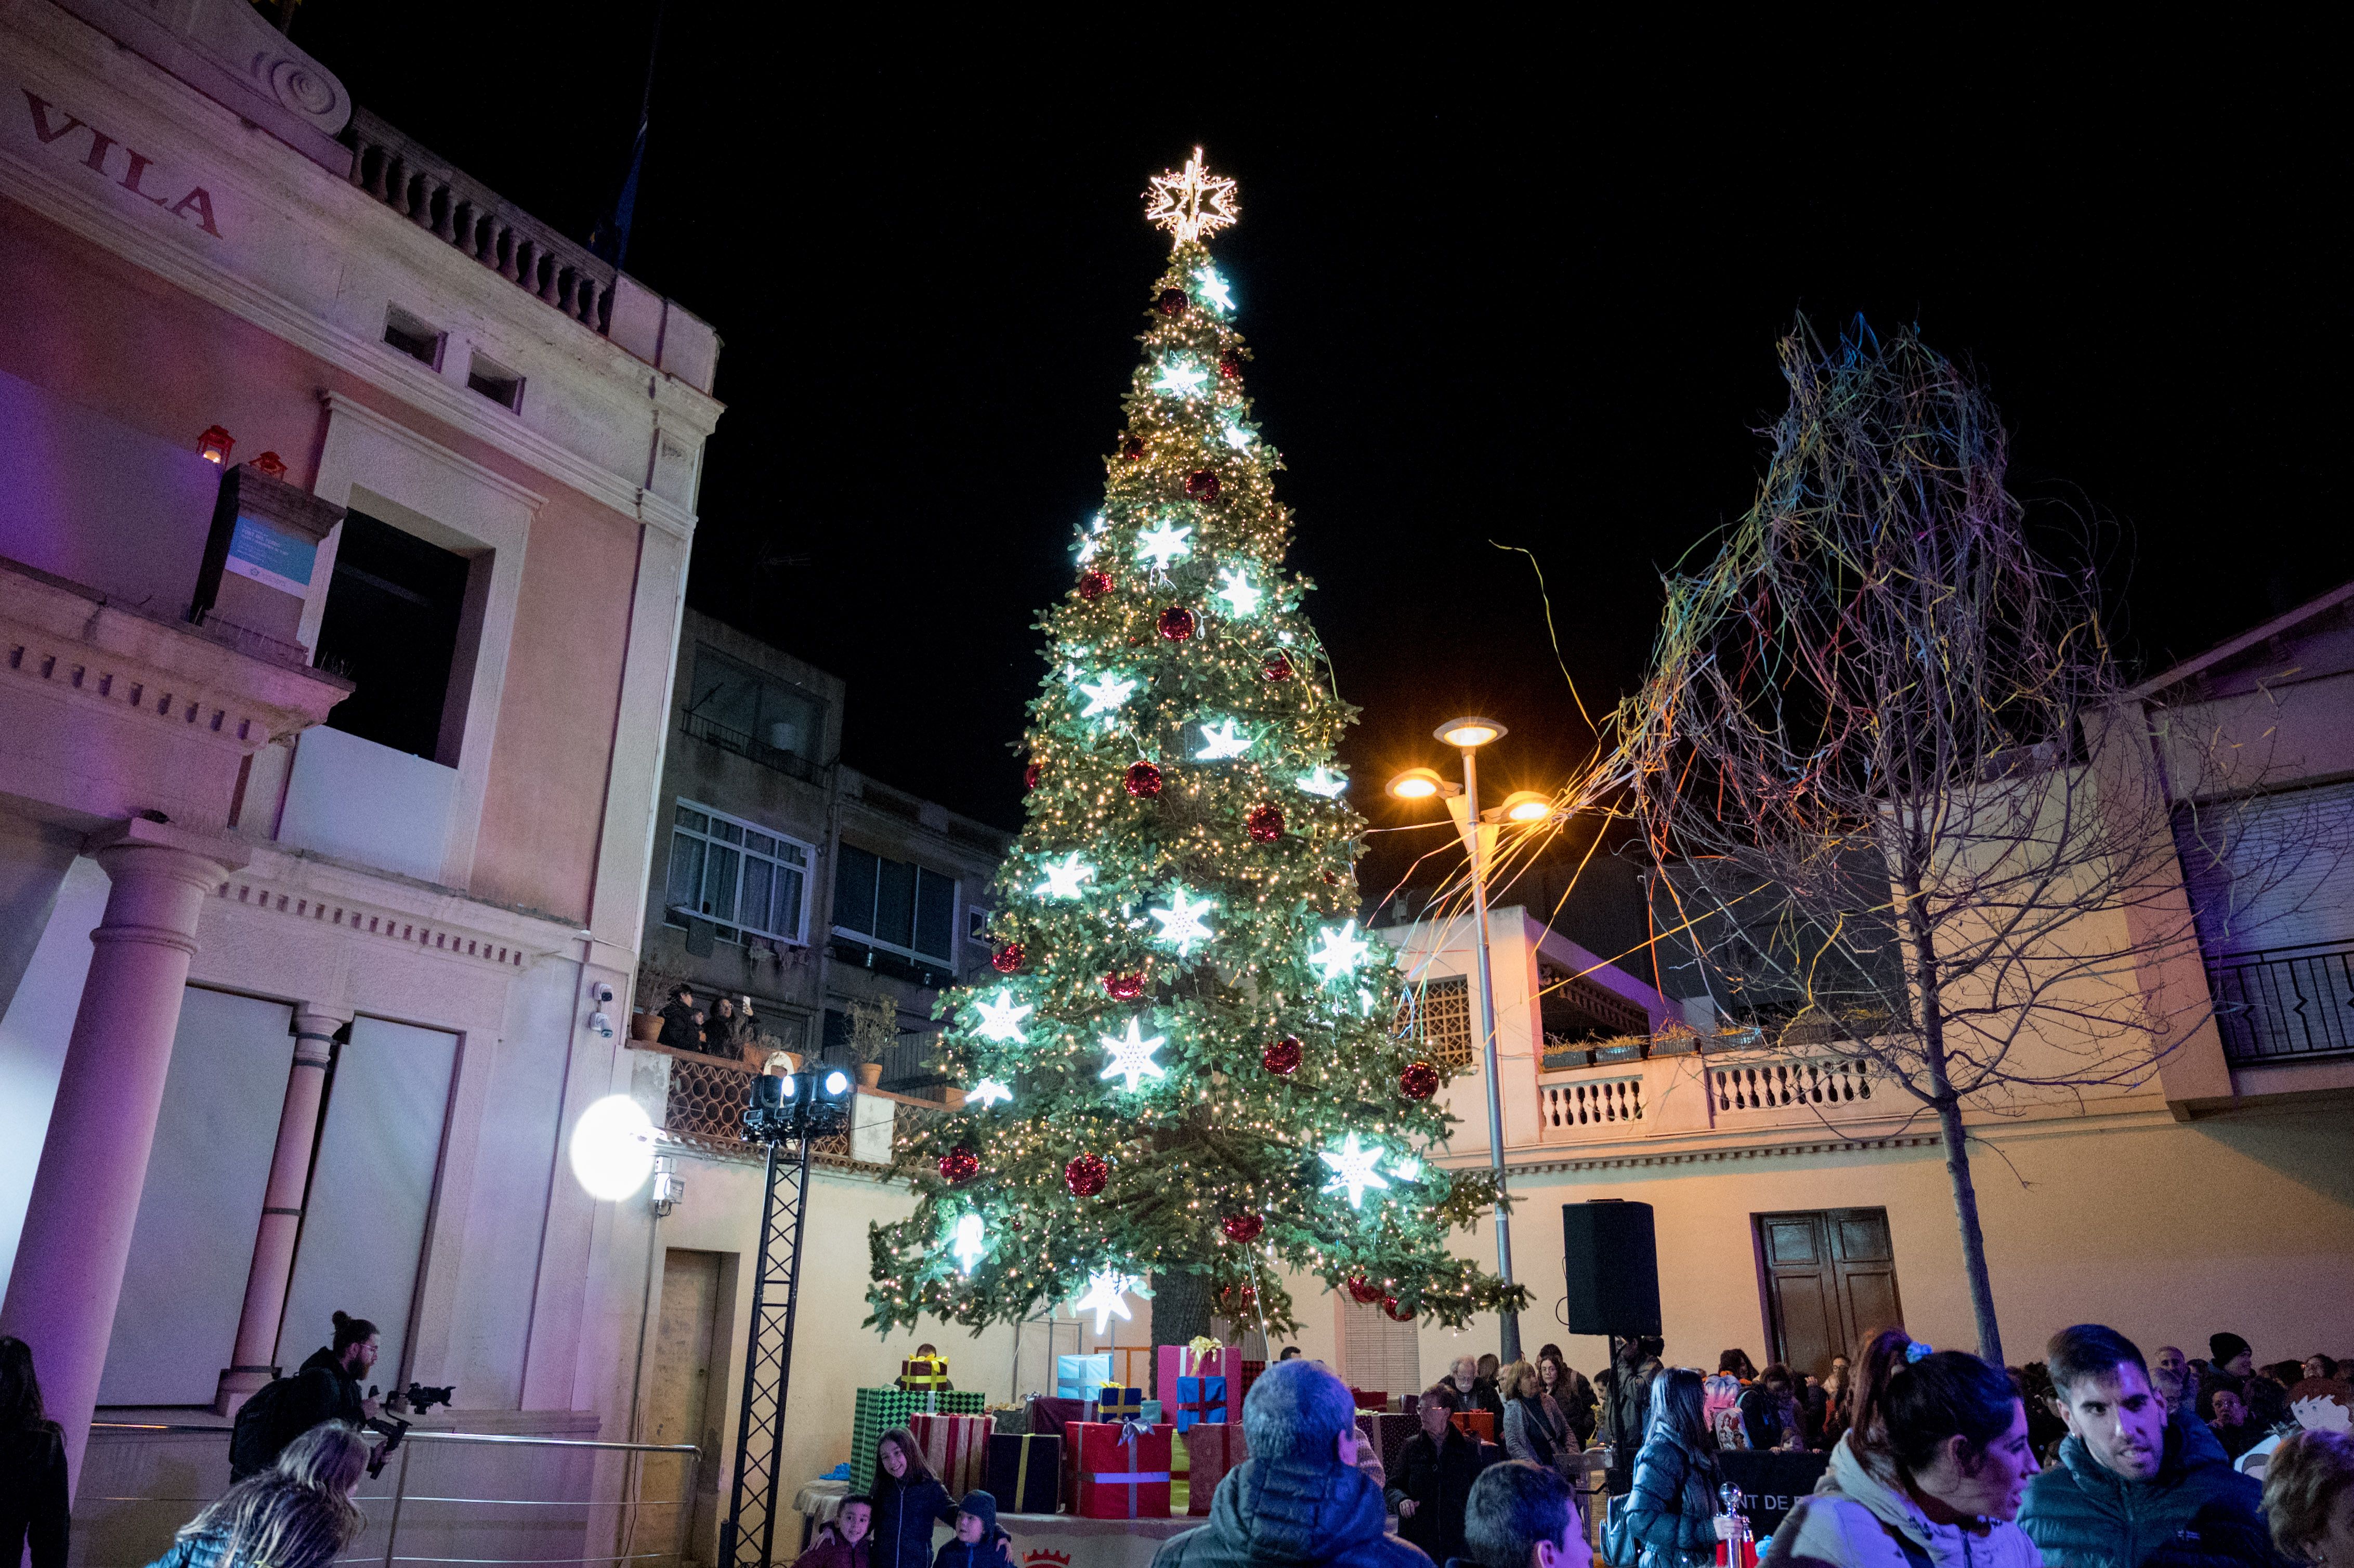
[{"x1": 84, "y1": 1423, "x2": 702, "y2": 1568}]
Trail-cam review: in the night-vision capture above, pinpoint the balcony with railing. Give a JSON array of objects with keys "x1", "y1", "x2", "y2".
[
  {"x1": 1524, "y1": 1026, "x2": 1911, "y2": 1153},
  {"x1": 632, "y1": 1040, "x2": 941, "y2": 1168},
  {"x1": 2210, "y1": 939, "x2": 2354, "y2": 1065},
  {"x1": 679, "y1": 709, "x2": 830, "y2": 786}
]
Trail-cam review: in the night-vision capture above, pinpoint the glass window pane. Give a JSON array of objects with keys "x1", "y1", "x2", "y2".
[
  {"x1": 777, "y1": 867, "x2": 804, "y2": 939},
  {"x1": 665, "y1": 833, "x2": 704, "y2": 911},
  {"x1": 701, "y1": 844, "x2": 739, "y2": 919},
  {"x1": 713, "y1": 819, "x2": 742, "y2": 845},
  {"x1": 915, "y1": 867, "x2": 956, "y2": 960},
  {"x1": 675, "y1": 805, "x2": 707, "y2": 832},
  {"x1": 778, "y1": 839, "x2": 807, "y2": 868},
  {"x1": 741, "y1": 858, "x2": 774, "y2": 936},
  {"x1": 834, "y1": 845, "x2": 879, "y2": 936},
  {"x1": 745, "y1": 830, "x2": 776, "y2": 859},
  {"x1": 874, "y1": 856, "x2": 916, "y2": 949}
]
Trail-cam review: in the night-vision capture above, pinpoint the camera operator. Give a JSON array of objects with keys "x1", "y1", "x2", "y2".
[{"x1": 231, "y1": 1312, "x2": 381, "y2": 1482}]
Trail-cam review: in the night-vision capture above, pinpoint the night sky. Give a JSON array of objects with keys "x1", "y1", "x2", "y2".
[{"x1": 293, "y1": 13, "x2": 2347, "y2": 954}]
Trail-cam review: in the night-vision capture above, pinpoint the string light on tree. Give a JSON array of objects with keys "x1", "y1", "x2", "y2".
[
  {"x1": 1320, "y1": 1133, "x2": 1391, "y2": 1209},
  {"x1": 1194, "y1": 718, "x2": 1251, "y2": 761},
  {"x1": 1032, "y1": 852, "x2": 1095, "y2": 901},
  {"x1": 1297, "y1": 765, "x2": 1348, "y2": 799},
  {"x1": 1213, "y1": 568, "x2": 1264, "y2": 618},
  {"x1": 1307, "y1": 920, "x2": 1372, "y2": 985},
  {"x1": 1096, "y1": 1016, "x2": 1168, "y2": 1093},
  {"x1": 1136, "y1": 519, "x2": 1193, "y2": 570},
  {"x1": 969, "y1": 989, "x2": 1034, "y2": 1045},
  {"x1": 1147, "y1": 888, "x2": 1218, "y2": 956}
]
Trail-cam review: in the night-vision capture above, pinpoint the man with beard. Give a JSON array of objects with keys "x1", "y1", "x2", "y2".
[{"x1": 2020, "y1": 1324, "x2": 2283, "y2": 1567}]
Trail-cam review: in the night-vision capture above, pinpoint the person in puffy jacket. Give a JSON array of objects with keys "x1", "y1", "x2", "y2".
[
  {"x1": 1154, "y1": 1357, "x2": 1432, "y2": 1568},
  {"x1": 2019, "y1": 1324, "x2": 2285, "y2": 1568},
  {"x1": 1765, "y1": 1330, "x2": 2041, "y2": 1568},
  {"x1": 143, "y1": 1423, "x2": 369, "y2": 1568},
  {"x1": 932, "y1": 1491, "x2": 1011, "y2": 1568},
  {"x1": 870, "y1": 1429, "x2": 958, "y2": 1568},
  {"x1": 1624, "y1": 1368, "x2": 1728, "y2": 1568}
]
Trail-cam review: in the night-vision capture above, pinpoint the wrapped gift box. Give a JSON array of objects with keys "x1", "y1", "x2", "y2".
[
  {"x1": 1071, "y1": 1419, "x2": 1174, "y2": 1520},
  {"x1": 1358, "y1": 1410, "x2": 1418, "y2": 1480},
  {"x1": 1167, "y1": 1374, "x2": 1228, "y2": 1431},
  {"x1": 901, "y1": 1354, "x2": 950, "y2": 1391},
  {"x1": 1140, "y1": 1399, "x2": 1163, "y2": 1423},
  {"x1": 1450, "y1": 1409, "x2": 1497, "y2": 1443},
  {"x1": 1026, "y1": 1396, "x2": 1092, "y2": 1442},
  {"x1": 1096, "y1": 1385, "x2": 1144, "y2": 1420},
  {"x1": 1349, "y1": 1388, "x2": 1389, "y2": 1412},
  {"x1": 911, "y1": 1411, "x2": 996, "y2": 1498},
  {"x1": 1157, "y1": 1342, "x2": 1241, "y2": 1430},
  {"x1": 985, "y1": 1430, "x2": 1062, "y2": 1515},
  {"x1": 853, "y1": 1388, "x2": 928, "y2": 1491},
  {"x1": 1055, "y1": 1353, "x2": 1112, "y2": 1401},
  {"x1": 938, "y1": 1391, "x2": 986, "y2": 1416},
  {"x1": 1240, "y1": 1360, "x2": 1265, "y2": 1409},
  {"x1": 1181, "y1": 1420, "x2": 1248, "y2": 1516}
]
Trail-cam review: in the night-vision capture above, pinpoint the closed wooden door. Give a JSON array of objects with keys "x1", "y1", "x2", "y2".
[
  {"x1": 1754, "y1": 1208, "x2": 1902, "y2": 1378},
  {"x1": 648, "y1": 1249, "x2": 725, "y2": 1566}
]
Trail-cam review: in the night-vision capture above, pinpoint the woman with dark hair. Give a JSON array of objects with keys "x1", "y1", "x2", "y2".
[
  {"x1": 869, "y1": 1427, "x2": 956, "y2": 1568},
  {"x1": 1623, "y1": 1367, "x2": 1728, "y2": 1568},
  {"x1": 1502, "y1": 1361, "x2": 1573, "y2": 1477},
  {"x1": 0, "y1": 1337, "x2": 67, "y2": 1568},
  {"x1": 1537, "y1": 1345, "x2": 1598, "y2": 1448},
  {"x1": 1763, "y1": 1329, "x2": 2040, "y2": 1566},
  {"x1": 145, "y1": 1422, "x2": 368, "y2": 1567}
]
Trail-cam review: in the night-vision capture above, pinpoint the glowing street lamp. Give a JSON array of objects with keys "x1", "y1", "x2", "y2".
[{"x1": 1383, "y1": 715, "x2": 1530, "y2": 1363}]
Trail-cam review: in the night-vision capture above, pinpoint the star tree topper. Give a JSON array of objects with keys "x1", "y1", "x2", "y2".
[{"x1": 1144, "y1": 147, "x2": 1240, "y2": 246}]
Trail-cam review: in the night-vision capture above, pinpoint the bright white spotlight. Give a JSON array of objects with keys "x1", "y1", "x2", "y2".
[
  {"x1": 825, "y1": 1069, "x2": 849, "y2": 1096},
  {"x1": 569, "y1": 1094, "x2": 656, "y2": 1201}
]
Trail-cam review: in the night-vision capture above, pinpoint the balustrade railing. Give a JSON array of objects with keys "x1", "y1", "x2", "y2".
[
  {"x1": 643, "y1": 1042, "x2": 938, "y2": 1168},
  {"x1": 2210, "y1": 939, "x2": 2354, "y2": 1064},
  {"x1": 1709, "y1": 1056, "x2": 1876, "y2": 1115},
  {"x1": 1539, "y1": 1075, "x2": 1644, "y2": 1139},
  {"x1": 345, "y1": 110, "x2": 614, "y2": 333}
]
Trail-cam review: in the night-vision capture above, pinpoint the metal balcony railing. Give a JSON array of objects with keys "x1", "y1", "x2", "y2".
[
  {"x1": 2210, "y1": 939, "x2": 2354, "y2": 1064},
  {"x1": 636, "y1": 1041, "x2": 939, "y2": 1168},
  {"x1": 679, "y1": 711, "x2": 828, "y2": 786}
]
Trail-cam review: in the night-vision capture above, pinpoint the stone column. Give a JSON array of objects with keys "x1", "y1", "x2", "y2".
[
  {"x1": 214, "y1": 1003, "x2": 349, "y2": 1416},
  {"x1": 0, "y1": 817, "x2": 246, "y2": 1496}
]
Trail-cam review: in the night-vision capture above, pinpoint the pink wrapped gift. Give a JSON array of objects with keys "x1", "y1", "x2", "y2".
[{"x1": 1156, "y1": 1342, "x2": 1243, "y2": 1425}]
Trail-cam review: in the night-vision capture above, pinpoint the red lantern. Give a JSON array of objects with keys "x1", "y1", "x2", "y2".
[
  {"x1": 197, "y1": 424, "x2": 234, "y2": 465},
  {"x1": 1218, "y1": 348, "x2": 1244, "y2": 381},
  {"x1": 250, "y1": 450, "x2": 288, "y2": 479},
  {"x1": 1121, "y1": 435, "x2": 1147, "y2": 462}
]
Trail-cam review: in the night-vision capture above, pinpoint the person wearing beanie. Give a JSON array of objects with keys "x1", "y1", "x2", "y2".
[
  {"x1": 2209, "y1": 1332, "x2": 2290, "y2": 1431},
  {"x1": 932, "y1": 1492, "x2": 1009, "y2": 1568},
  {"x1": 1154, "y1": 1358, "x2": 1433, "y2": 1568}
]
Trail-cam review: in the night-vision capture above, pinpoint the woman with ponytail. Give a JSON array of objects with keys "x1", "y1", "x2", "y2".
[{"x1": 1763, "y1": 1330, "x2": 2040, "y2": 1567}]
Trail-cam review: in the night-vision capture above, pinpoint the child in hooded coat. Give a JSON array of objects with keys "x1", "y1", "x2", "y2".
[{"x1": 932, "y1": 1492, "x2": 1012, "y2": 1568}]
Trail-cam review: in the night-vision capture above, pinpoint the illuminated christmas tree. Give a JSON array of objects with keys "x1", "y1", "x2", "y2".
[{"x1": 866, "y1": 151, "x2": 1521, "y2": 1340}]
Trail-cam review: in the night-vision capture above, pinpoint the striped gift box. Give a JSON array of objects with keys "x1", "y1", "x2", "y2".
[{"x1": 911, "y1": 1410, "x2": 996, "y2": 1498}]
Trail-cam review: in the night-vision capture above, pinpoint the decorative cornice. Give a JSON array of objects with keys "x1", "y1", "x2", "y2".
[
  {"x1": 320, "y1": 391, "x2": 547, "y2": 511},
  {"x1": 1496, "y1": 1133, "x2": 1944, "y2": 1177}
]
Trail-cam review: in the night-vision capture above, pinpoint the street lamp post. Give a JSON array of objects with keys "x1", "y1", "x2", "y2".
[{"x1": 1390, "y1": 717, "x2": 1539, "y2": 1365}]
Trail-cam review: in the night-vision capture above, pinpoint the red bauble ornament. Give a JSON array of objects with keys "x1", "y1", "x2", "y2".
[
  {"x1": 1218, "y1": 348, "x2": 1244, "y2": 380},
  {"x1": 1263, "y1": 1035, "x2": 1303, "y2": 1075},
  {"x1": 1382, "y1": 1297, "x2": 1415, "y2": 1323},
  {"x1": 939, "y1": 1146, "x2": 980, "y2": 1184},
  {"x1": 1064, "y1": 1152, "x2": 1108, "y2": 1197},
  {"x1": 1121, "y1": 435, "x2": 1146, "y2": 462},
  {"x1": 1400, "y1": 1060, "x2": 1441, "y2": 1100},
  {"x1": 1262, "y1": 652, "x2": 1293, "y2": 682},
  {"x1": 1246, "y1": 803, "x2": 1285, "y2": 843},
  {"x1": 1221, "y1": 1212, "x2": 1265, "y2": 1243},
  {"x1": 1155, "y1": 288, "x2": 1188, "y2": 318},
  {"x1": 1185, "y1": 468, "x2": 1221, "y2": 501},
  {"x1": 1323, "y1": 870, "x2": 1341, "y2": 885},
  {"x1": 1124, "y1": 761, "x2": 1163, "y2": 798},
  {"x1": 1023, "y1": 762, "x2": 1042, "y2": 791},
  {"x1": 1346, "y1": 1274, "x2": 1384, "y2": 1305},
  {"x1": 1158, "y1": 606, "x2": 1195, "y2": 641},
  {"x1": 992, "y1": 944, "x2": 1025, "y2": 974},
  {"x1": 1104, "y1": 972, "x2": 1146, "y2": 1001},
  {"x1": 1078, "y1": 570, "x2": 1111, "y2": 602}
]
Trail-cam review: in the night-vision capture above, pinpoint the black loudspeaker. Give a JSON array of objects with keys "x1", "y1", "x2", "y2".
[{"x1": 1561, "y1": 1200, "x2": 1662, "y2": 1336}]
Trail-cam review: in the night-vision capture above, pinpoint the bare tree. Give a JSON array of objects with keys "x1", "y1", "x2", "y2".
[{"x1": 1619, "y1": 320, "x2": 2297, "y2": 1364}]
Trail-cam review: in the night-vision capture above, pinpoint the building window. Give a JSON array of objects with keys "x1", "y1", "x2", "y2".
[
  {"x1": 314, "y1": 509, "x2": 474, "y2": 763},
  {"x1": 833, "y1": 844, "x2": 957, "y2": 964},
  {"x1": 1398, "y1": 975, "x2": 1474, "y2": 1070},
  {"x1": 685, "y1": 645, "x2": 823, "y2": 762},
  {"x1": 664, "y1": 801, "x2": 812, "y2": 945},
  {"x1": 465, "y1": 353, "x2": 524, "y2": 412},
  {"x1": 966, "y1": 906, "x2": 993, "y2": 947},
  {"x1": 383, "y1": 306, "x2": 444, "y2": 369}
]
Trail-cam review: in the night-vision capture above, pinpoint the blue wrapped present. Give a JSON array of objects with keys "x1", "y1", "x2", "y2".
[
  {"x1": 1171, "y1": 1374, "x2": 1227, "y2": 1431},
  {"x1": 1055, "y1": 1353, "x2": 1112, "y2": 1401},
  {"x1": 1139, "y1": 1399, "x2": 1163, "y2": 1423},
  {"x1": 1096, "y1": 1383, "x2": 1144, "y2": 1419}
]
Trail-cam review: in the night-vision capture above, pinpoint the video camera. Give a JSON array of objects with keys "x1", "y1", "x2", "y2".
[{"x1": 361, "y1": 1383, "x2": 456, "y2": 1477}]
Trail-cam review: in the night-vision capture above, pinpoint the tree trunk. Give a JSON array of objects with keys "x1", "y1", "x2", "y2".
[
  {"x1": 1147, "y1": 1269, "x2": 1214, "y2": 1397},
  {"x1": 1933, "y1": 1095, "x2": 2004, "y2": 1365}
]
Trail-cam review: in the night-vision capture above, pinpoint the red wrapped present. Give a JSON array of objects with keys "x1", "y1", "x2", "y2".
[
  {"x1": 1349, "y1": 1388, "x2": 1388, "y2": 1411},
  {"x1": 1450, "y1": 1409, "x2": 1497, "y2": 1443},
  {"x1": 1182, "y1": 1419, "x2": 1249, "y2": 1515},
  {"x1": 1026, "y1": 1396, "x2": 1092, "y2": 1441},
  {"x1": 1071, "y1": 1418, "x2": 1173, "y2": 1520},
  {"x1": 911, "y1": 1411, "x2": 994, "y2": 1498}
]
